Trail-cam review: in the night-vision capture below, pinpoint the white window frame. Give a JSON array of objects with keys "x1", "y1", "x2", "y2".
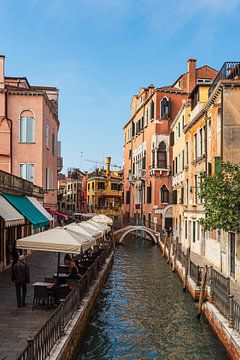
[
  {"x1": 19, "y1": 163, "x2": 35, "y2": 183},
  {"x1": 19, "y1": 116, "x2": 35, "y2": 143}
]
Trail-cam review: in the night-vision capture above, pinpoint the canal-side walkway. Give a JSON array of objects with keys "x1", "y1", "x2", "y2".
[{"x1": 0, "y1": 251, "x2": 58, "y2": 360}]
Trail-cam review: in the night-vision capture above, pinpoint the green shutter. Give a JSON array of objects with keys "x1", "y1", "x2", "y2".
[{"x1": 214, "y1": 156, "x2": 221, "y2": 173}]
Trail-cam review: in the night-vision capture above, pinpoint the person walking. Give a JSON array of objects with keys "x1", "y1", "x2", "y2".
[{"x1": 12, "y1": 255, "x2": 30, "y2": 308}]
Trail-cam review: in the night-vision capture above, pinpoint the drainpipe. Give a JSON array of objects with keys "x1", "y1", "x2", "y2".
[{"x1": 5, "y1": 91, "x2": 13, "y2": 173}]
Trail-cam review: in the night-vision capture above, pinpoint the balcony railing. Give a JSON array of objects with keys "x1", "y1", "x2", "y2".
[
  {"x1": 0, "y1": 170, "x2": 43, "y2": 198},
  {"x1": 208, "y1": 62, "x2": 240, "y2": 96}
]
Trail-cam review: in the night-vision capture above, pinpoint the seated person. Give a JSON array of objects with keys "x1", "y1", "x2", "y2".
[{"x1": 64, "y1": 253, "x2": 80, "y2": 278}]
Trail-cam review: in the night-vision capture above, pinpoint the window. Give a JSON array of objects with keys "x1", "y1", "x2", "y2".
[
  {"x1": 194, "y1": 133, "x2": 198, "y2": 159},
  {"x1": 160, "y1": 97, "x2": 170, "y2": 118},
  {"x1": 92, "y1": 182, "x2": 95, "y2": 190},
  {"x1": 147, "y1": 183, "x2": 152, "y2": 203},
  {"x1": 87, "y1": 183, "x2": 90, "y2": 191},
  {"x1": 152, "y1": 148, "x2": 155, "y2": 168},
  {"x1": 186, "y1": 142, "x2": 189, "y2": 165},
  {"x1": 98, "y1": 182, "x2": 105, "y2": 190},
  {"x1": 194, "y1": 175, "x2": 198, "y2": 204},
  {"x1": 193, "y1": 221, "x2": 196, "y2": 243},
  {"x1": 126, "y1": 190, "x2": 130, "y2": 204},
  {"x1": 46, "y1": 124, "x2": 49, "y2": 147},
  {"x1": 186, "y1": 179, "x2": 189, "y2": 204},
  {"x1": 185, "y1": 220, "x2": 188, "y2": 239},
  {"x1": 182, "y1": 115, "x2": 185, "y2": 129},
  {"x1": 161, "y1": 185, "x2": 169, "y2": 203},
  {"x1": 111, "y1": 183, "x2": 118, "y2": 191},
  {"x1": 157, "y1": 142, "x2": 167, "y2": 168},
  {"x1": 46, "y1": 167, "x2": 50, "y2": 191},
  {"x1": 146, "y1": 109, "x2": 149, "y2": 126},
  {"x1": 178, "y1": 122, "x2": 180, "y2": 137},
  {"x1": 172, "y1": 190, "x2": 177, "y2": 204},
  {"x1": 20, "y1": 116, "x2": 35, "y2": 143},
  {"x1": 52, "y1": 133, "x2": 56, "y2": 156},
  {"x1": 182, "y1": 150, "x2": 184, "y2": 171},
  {"x1": 150, "y1": 100, "x2": 154, "y2": 120},
  {"x1": 200, "y1": 128, "x2": 203, "y2": 155},
  {"x1": 20, "y1": 163, "x2": 34, "y2": 182}
]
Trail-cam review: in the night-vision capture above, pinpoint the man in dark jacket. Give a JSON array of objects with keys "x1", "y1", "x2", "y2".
[{"x1": 12, "y1": 255, "x2": 30, "y2": 307}]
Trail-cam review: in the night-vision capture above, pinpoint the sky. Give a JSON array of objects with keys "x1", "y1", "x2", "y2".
[{"x1": 1, "y1": 0, "x2": 240, "y2": 172}]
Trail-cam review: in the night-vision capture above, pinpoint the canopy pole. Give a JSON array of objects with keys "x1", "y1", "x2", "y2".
[{"x1": 57, "y1": 252, "x2": 60, "y2": 283}]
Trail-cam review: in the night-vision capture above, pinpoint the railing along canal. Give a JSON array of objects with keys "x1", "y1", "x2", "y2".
[{"x1": 17, "y1": 246, "x2": 112, "y2": 360}]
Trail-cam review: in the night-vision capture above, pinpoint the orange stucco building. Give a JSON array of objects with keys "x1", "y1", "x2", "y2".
[
  {"x1": 122, "y1": 59, "x2": 217, "y2": 230},
  {"x1": 0, "y1": 55, "x2": 61, "y2": 209}
]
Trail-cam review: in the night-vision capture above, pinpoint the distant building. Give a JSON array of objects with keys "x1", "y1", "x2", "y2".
[
  {"x1": 0, "y1": 55, "x2": 62, "y2": 210},
  {"x1": 87, "y1": 157, "x2": 123, "y2": 220},
  {"x1": 58, "y1": 168, "x2": 87, "y2": 215}
]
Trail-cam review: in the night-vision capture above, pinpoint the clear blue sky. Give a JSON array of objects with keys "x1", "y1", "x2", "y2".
[{"x1": 1, "y1": 0, "x2": 240, "y2": 172}]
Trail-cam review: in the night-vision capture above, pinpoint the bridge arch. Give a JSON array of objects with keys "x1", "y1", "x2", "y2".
[{"x1": 118, "y1": 227, "x2": 158, "y2": 244}]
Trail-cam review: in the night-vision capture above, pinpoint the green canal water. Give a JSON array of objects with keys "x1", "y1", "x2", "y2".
[{"x1": 75, "y1": 236, "x2": 230, "y2": 359}]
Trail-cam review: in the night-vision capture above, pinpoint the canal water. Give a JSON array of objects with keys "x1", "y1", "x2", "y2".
[{"x1": 75, "y1": 236, "x2": 230, "y2": 359}]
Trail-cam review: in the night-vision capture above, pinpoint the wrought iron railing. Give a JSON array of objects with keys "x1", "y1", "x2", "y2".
[
  {"x1": 17, "y1": 246, "x2": 112, "y2": 360},
  {"x1": 233, "y1": 300, "x2": 240, "y2": 334},
  {"x1": 210, "y1": 268, "x2": 230, "y2": 294},
  {"x1": 211, "y1": 281, "x2": 230, "y2": 320},
  {"x1": 208, "y1": 61, "x2": 240, "y2": 96}
]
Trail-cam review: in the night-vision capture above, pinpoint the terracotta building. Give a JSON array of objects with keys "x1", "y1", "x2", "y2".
[
  {"x1": 0, "y1": 55, "x2": 62, "y2": 210},
  {"x1": 122, "y1": 59, "x2": 217, "y2": 230},
  {"x1": 182, "y1": 62, "x2": 240, "y2": 282}
]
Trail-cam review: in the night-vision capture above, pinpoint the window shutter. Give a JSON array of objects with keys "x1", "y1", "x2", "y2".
[
  {"x1": 172, "y1": 190, "x2": 177, "y2": 204},
  {"x1": 214, "y1": 156, "x2": 221, "y2": 173},
  {"x1": 26, "y1": 164, "x2": 34, "y2": 182},
  {"x1": 20, "y1": 164, "x2": 26, "y2": 179},
  {"x1": 147, "y1": 186, "x2": 152, "y2": 203},
  {"x1": 20, "y1": 117, "x2": 27, "y2": 142},
  {"x1": 170, "y1": 131, "x2": 175, "y2": 146},
  {"x1": 172, "y1": 160, "x2": 175, "y2": 176}
]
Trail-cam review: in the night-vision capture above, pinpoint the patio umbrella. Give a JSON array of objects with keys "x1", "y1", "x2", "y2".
[{"x1": 92, "y1": 214, "x2": 113, "y2": 226}]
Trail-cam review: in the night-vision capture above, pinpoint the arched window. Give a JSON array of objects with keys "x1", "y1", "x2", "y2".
[
  {"x1": 161, "y1": 185, "x2": 169, "y2": 203},
  {"x1": 150, "y1": 100, "x2": 154, "y2": 120},
  {"x1": 152, "y1": 144, "x2": 155, "y2": 168},
  {"x1": 161, "y1": 97, "x2": 170, "y2": 118},
  {"x1": 157, "y1": 141, "x2": 167, "y2": 168},
  {"x1": 19, "y1": 110, "x2": 35, "y2": 143}
]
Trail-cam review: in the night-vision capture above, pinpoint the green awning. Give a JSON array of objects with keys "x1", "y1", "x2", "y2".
[{"x1": 2, "y1": 193, "x2": 49, "y2": 229}]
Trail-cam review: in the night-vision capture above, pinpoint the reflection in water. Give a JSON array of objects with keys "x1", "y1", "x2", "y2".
[{"x1": 76, "y1": 236, "x2": 230, "y2": 359}]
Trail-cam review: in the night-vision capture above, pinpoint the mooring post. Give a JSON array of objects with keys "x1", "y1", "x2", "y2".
[
  {"x1": 27, "y1": 337, "x2": 34, "y2": 360},
  {"x1": 172, "y1": 237, "x2": 178, "y2": 272},
  {"x1": 163, "y1": 234, "x2": 168, "y2": 257},
  {"x1": 183, "y1": 247, "x2": 190, "y2": 291},
  {"x1": 167, "y1": 236, "x2": 172, "y2": 264},
  {"x1": 197, "y1": 265, "x2": 208, "y2": 318}
]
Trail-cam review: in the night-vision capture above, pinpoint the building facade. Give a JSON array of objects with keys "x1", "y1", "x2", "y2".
[
  {"x1": 122, "y1": 59, "x2": 217, "y2": 230},
  {"x1": 176, "y1": 61, "x2": 240, "y2": 282},
  {"x1": 87, "y1": 157, "x2": 123, "y2": 220},
  {"x1": 0, "y1": 55, "x2": 62, "y2": 210}
]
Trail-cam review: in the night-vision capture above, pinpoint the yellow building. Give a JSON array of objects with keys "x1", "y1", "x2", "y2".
[
  {"x1": 87, "y1": 157, "x2": 123, "y2": 220},
  {"x1": 171, "y1": 101, "x2": 191, "y2": 244}
]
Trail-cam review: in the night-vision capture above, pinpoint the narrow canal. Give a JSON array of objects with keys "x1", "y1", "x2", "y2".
[{"x1": 76, "y1": 236, "x2": 230, "y2": 359}]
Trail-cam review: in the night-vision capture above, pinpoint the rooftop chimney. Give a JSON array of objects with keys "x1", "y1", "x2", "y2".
[
  {"x1": 105, "y1": 156, "x2": 111, "y2": 177},
  {"x1": 187, "y1": 58, "x2": 197, "y2": 92},
  {"x1": 0, "y1": 55, "x2": 5, "y2": 89}
]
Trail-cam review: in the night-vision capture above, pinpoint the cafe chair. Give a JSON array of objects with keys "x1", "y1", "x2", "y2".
[{"x1": 32, "y1": 285, "x2": 52, "y2": 310}]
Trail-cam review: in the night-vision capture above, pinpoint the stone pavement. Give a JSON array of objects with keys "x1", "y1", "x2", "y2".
[
  {"x1": 190, "y1": 251, "x2": 240, "y2": 303},
  {"x1": 0, "y1": 251, "x2": 60, "y2": 360}
]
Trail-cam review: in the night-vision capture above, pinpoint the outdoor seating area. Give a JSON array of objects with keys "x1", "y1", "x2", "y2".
[
  {"x1": 31, "y1": 243, "x2": 110, "y2": 310},
  {"x1": 17, "y1": 215, "x2": 114, "y2": 313}
]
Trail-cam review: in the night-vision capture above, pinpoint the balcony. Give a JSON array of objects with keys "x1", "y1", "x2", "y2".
[
  {"x1": 138, "y1": 169, "x2": 146, "y2": 179},
  {"x1": 149, "y1": 165, "x2": 170, "y2": 176},
  {"x1": 209, "y1": 62, "x2": 240, "y2": 96},
  {"x1": 190, "y1": 102, "x2": 205, "y2": 121},
  {"x1": 57, "y1": 157, "x2": 63, "y2": 172},
  {"x1": 0, "y1": 170, "x2": 43, "y2": 199},
  {"x1": 172, "y1": 172, "x2": 184, "y2": 187}
]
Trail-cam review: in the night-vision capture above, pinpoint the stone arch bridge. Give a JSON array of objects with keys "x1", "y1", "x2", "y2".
[{"x1": 113, "y1": 225, "x2": 159, "y2": 244}]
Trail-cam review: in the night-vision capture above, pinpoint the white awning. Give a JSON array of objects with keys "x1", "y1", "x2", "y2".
[
  {"x1": 64, "y1": 223, "x2": 94, "y2": 240},
  {"x1": 27, "y1": 197, "x2": 54, "y2": 222},
  {"x1": 0, "y1": 195, "x2": 25, "y2": 227},
  {"x1": 86, "y1": 220, "x2": 111, "y2": 233},
  {"x1": 16, "y1": 227, "x2": 97, "y2": 254},
  {"x1": 78, "y1": 221, "x2": 103, "y2": 239},
  {"x1": 92, "y1": 214, "x2": 113, "y2": 226}
]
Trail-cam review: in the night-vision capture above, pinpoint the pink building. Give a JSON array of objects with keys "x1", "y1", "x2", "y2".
[{"x1": 0, "y1": 55, "x2": 62, "y2": 209}]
